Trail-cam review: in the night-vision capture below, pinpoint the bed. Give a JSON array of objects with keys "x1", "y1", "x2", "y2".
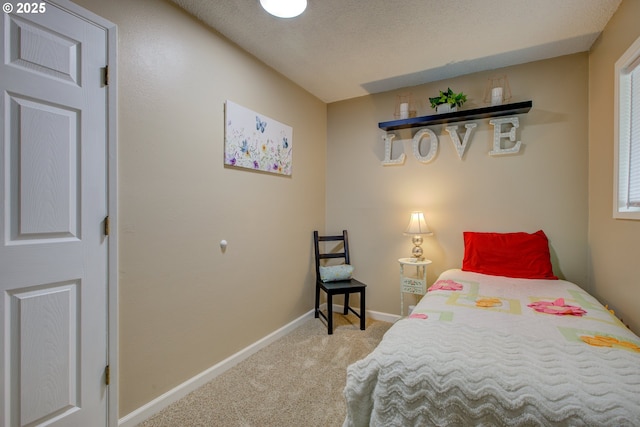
[{"x1": 343, "y1": 231, "x2": 640, "y2": 426}]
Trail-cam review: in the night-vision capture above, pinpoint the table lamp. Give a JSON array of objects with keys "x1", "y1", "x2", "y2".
[{"x1": 404, "y1": 211, "x2": 433, "y2": 260}]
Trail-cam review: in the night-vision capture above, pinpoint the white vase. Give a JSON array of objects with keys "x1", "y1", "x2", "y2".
[{"x1": 436, "y1": 104, "x2": 457, "y2": 114}]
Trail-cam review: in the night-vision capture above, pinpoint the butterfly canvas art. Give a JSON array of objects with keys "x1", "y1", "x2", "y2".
[{"x1": 225, "y1": 100, "x2": 293, "y2": 176}]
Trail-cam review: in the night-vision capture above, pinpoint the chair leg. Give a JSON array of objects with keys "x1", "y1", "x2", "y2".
[
  {"x1": 360, "y1": 289, "x2": 366, "y2": 331},
  {"x1": 343, "y1": 292, "x2": 349, "y2": 315},
  {"x1": 327, "y1": 293, "x2": 333, "y2": 334},
  {"x1": 315, "y1": 284, "x2": 320, "y2": 318}
]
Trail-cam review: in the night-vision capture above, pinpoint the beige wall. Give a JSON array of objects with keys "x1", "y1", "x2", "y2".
[
  {"x1": 588, "y1": 0, "x2": 640, "y2": 334},
  {"x1": 326, "y1": 54, "x2": 589, "y2": 315},
  {"x1": 74, "y1": 0, "x2": 326, "y2": 416}
]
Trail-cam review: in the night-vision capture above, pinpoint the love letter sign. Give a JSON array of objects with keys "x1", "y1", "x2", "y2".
[{"x1": 382, "y1": 117, "x2": 521, "y2": 165}]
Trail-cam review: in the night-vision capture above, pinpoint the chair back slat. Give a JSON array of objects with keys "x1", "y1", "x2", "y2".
[
  {"x1": 318, "y1": 253, "x2": 345, "y2": 260},
  {"x1": 317, "y1": 235, "x2": 344, "y2": 242}
]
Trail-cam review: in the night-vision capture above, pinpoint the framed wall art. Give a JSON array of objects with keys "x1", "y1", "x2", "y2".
[{"x1": 224, "y1": 100, "x2": 293, "y2": 176}]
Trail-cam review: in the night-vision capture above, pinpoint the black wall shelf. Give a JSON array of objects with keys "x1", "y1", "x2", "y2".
[{"x1": 378, "y1": 100, "x2": 533, "y2": 131}]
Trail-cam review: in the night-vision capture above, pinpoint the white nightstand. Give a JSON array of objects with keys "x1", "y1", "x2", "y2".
[{"x1": 398, "y1": 258, "x2": 432, "y2": 316}]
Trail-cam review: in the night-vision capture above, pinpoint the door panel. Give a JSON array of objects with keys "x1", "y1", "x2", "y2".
[
  {"x1": 7, "y1": 94, "x2": 80, "y2": 241},
  {"x1": 11, "y1": 281, "x2": 80, "y2": 426},
  {"x1": 7, "y1": 14, "x2": 80, "y2": 84},
  {"x1": 1, "y1": 3, "x2": 110, "y2": 426}
]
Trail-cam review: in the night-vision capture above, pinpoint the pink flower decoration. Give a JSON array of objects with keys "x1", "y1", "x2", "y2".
[
  {"x1": 409, "y1": 313, "x2": 428, "y2": 319},
  {"x1": 428, "y1": 279, "x2": 463, "y2": 292},
  {"x1": 527, "y1": 298, "x2": 586, "y2": 316}
]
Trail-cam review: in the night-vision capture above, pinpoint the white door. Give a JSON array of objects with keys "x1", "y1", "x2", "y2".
[{"x1": 1, "y1": 2, "x2": 113, "y2": 426}]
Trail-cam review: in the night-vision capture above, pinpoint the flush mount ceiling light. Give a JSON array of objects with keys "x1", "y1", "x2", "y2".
[{"x1": 260, "y1": 0, "x2": 307, "y2": 18}]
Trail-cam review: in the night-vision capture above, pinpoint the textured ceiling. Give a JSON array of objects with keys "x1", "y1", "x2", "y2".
[{"x1": 170, "y1": 0, "x2": 621, "y2": 103}]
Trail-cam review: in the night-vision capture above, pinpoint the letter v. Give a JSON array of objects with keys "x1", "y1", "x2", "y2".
[{"x1": 445, "y1": 123, "x2": 477, "y2": 160}]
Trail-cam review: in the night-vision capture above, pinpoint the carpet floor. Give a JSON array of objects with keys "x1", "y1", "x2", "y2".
[{"x1": 137, "y1": 314, "x2": 392, "y2": 427}]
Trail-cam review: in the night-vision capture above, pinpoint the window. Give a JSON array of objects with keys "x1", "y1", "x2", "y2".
[{"x1": 614, "y1": 35, "x2": 640, "y2": 220}]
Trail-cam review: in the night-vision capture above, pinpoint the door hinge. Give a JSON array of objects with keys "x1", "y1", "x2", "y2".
[
  {"x1": 105, "y1": 365, "x2": 111, "y2": 386},
  {"x1": 103, "y1": 65, "x2": 109, "y2": 86},
  {"x1": 104, "y1": 216, "x2": 110, "y2": 236}
]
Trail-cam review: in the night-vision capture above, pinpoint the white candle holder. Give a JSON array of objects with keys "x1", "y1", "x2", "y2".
[
  {"x1": 484, "y1": 75, "x2": 511, "y2": 106},
  {"x1": 394, "y1": 94, "x2": 416, "y2": 120}
]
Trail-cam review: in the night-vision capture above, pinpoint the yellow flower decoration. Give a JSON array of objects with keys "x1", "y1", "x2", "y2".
[
  {"x1": 476, "y1": 298, "x2": 502, "y2": 308},
  {"x1": 580, "y1": 335, "x2": 640, "y2": 353}
]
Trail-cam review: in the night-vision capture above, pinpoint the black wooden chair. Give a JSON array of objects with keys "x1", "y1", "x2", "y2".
[{"x1": 313, "y1": 230, "x2": 366, "y2": 334}]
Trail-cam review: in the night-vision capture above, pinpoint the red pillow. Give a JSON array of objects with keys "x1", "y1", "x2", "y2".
[{"x1": 462, "y1": 230, "x2": 558, "y2": 279}]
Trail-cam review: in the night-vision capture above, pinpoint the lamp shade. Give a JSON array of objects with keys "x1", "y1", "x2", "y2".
[
  {"x1": 404, "y1": 211, "x2": 432, "y2": 235},
  {"x1": 260, "y1": 0, "x2": 307, "y2": 18}
]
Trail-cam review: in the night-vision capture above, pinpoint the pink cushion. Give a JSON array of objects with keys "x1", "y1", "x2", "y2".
[{"x1": 462, "y1": 230, "x2": 558, "y2": 280}]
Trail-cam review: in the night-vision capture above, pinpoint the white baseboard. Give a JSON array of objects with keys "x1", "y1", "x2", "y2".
[
  {"x1": 367, "y1": 308, "x2": 401, "y2": 323},
  {"x1": 118, "y1": 306, "x2": 397, "y2": 426}
]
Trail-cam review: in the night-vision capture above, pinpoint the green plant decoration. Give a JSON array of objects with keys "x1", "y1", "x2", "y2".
[{"x1": 429, "y1": 88, "x2": 467, "y2": 109}]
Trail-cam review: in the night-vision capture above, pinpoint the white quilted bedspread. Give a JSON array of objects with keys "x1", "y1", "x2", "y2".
[{"x1": 343, "y1": 270, "x2": 640, "y2": 426}]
